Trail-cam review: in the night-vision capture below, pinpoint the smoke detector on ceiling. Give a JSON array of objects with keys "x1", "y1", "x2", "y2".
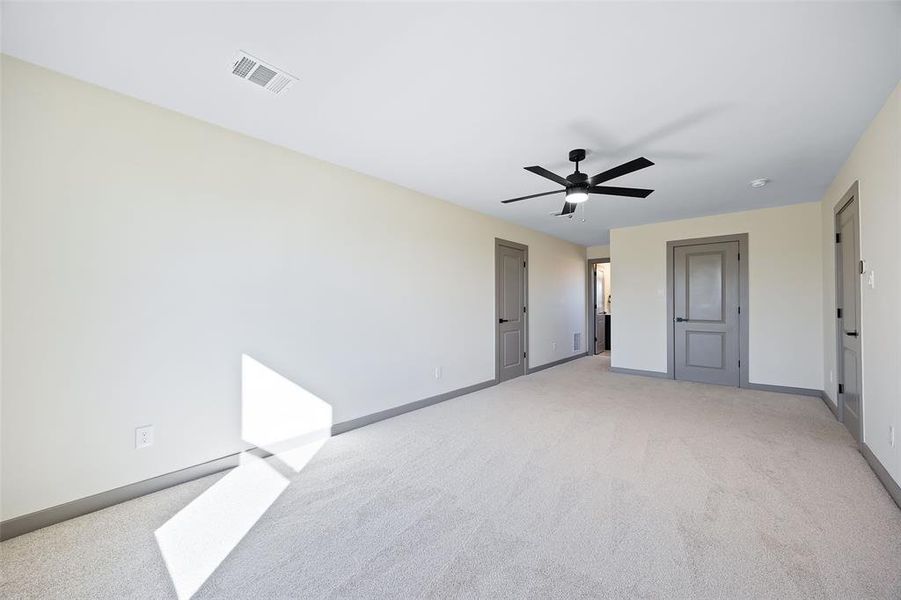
[{"x1": 231, "y1": 51, "x2": 297, "y2": 95}]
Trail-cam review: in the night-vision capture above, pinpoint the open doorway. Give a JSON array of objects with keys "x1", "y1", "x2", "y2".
[{"x1": 589, "y1": 258, "x2": 611, "y2": 355}]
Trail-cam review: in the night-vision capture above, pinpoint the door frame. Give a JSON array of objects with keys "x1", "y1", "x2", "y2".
[
  {"x1": 495, "y1": 238, "x2": 529, "y2": 383},
  {"x1": 587, "y1": 258, "x2": 610, "y2": 356},
  {"x1": 665, "y1": 233, "x2": 749, "y2": 386},
  {"x1": 832, "y1": 181, "x2": 862, "y2": 439}
]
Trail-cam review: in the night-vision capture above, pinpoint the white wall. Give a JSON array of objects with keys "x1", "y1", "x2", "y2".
[
  {"x1": 819, "y1": 84, "x2": 900, "y2": 484},
  {"x1": 610, "y1": 203, "x2": 823, "y2": 389},
  {"x1": 0, "y1": 57, "x2": 587, "y2": 520},
  {"x1": 586, "y1": 245, "x2": 610, "y2": 259}
]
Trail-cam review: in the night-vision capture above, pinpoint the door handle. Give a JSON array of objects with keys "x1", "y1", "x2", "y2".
[
  {"x1": 674, "y1": 317, "x2": 687, "y2": 322},
  {"x1": 845, "y1": 330, "x2": 859, "y2": 337},
  {"x1": 499, "y1": 318, "x2": 510, "y2": 324}
]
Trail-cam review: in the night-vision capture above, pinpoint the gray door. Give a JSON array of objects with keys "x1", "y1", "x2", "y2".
[
  {"x1": 496, "y1": 243, "x2": 526, "y2": 382},
  {"x1": 836, "y1": 198, "x2": 862, "y2": 442},
  {"x1": 594, "y1": 265, "x2": 606, "y2": 354},
  {"x1": 673, "y1": 241, "x2": 740, "y2": 386},
  {"x1": 595, "y1": 314, "x2": 605, "y2": 354}
]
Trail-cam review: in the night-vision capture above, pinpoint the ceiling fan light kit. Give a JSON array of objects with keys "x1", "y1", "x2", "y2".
[
  {"x1": 565, "y1": 189, "x2": 589, "y2": 204},
  {"x1": 501, "y1": 148, "x2": 655, "y2": 216}
]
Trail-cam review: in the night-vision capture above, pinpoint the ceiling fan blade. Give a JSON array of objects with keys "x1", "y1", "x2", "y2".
[
  {"x1": 501, "y1": 190, "x2": 564, "y2": 204},
  {"x1": 524, "y1": 165, "x2": 571, "y2": 187},
  {"x1": 588, "y1": 157, "x2": 654, "y2": 186},
  {"x1": 588, "y1": 186, "x2": 654, "y2": 198},
  {"x1": 560, "y1": 201, "x2": 577, "y2": 215}
]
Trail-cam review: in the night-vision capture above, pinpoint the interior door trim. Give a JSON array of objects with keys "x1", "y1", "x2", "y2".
[
  {"x1": 495, "y1": 238, "x2": 529, "y2": 383},
  {"x1": 832, "y1": 181, "x2": 862, "y2": 440},
  {"x1": 665, "y1": 233, "x2": 749, "y2": 386}
]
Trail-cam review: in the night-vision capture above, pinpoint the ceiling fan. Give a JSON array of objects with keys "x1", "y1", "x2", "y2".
[{"x1": 501, "y1": 149, "x2": 655, "y2": 215}]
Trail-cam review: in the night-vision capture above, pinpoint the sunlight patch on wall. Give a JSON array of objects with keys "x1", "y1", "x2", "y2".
[
  {"x1": 155, "y1": 355, "x2": 332, "y2": 599},
  {"x1": 241, "y1": 354, "x2": 332, "y2": 472}
]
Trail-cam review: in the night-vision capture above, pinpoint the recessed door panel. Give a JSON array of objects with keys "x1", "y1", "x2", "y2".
[
  {"x1": 595, "y1": 315, "x2": 605, "y2": 354},
  {"x1": 673, "y1": 241, "x2": 740, "y2": 386},
  {"x1": 687, "y1": 252, "x2": 724, "y2": 321},
  {"x1": 502, "y1": 254, "x2": 523, "y2": 324},
  {"x1": 685, "y1": 331, "x2": 725, "y2": 369},
  {"x1": 502, "y1": 331, "x2": 522, "y2": 369},
  {"x1": 842, "y1": 347, "x2": 860, "y2": 417}
]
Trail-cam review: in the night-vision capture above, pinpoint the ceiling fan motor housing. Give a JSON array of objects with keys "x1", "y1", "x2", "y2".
[
  {"x1": 568, "y1": 149, "x2": 587, "y2": 163},
  {"x1": 567, "y1": 149, "x2": 588, "y2": 186},
  {"x1": 566, "y1": 172, "x2": 588, "y2": 185}
]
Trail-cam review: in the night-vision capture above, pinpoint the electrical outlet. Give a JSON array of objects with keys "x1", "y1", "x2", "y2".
[
  {"x1": 434, "y1": 366, "x2": 442, "y2": 380},
  {"x1": 135, "y1": 425, "x2": 154, "y2": 449}
]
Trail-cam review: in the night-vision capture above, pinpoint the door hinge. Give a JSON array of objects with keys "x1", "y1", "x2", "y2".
[
  {"x1": 523, "y1": 261, "x2": 526, "y2": 269},
  {"x1": 523, "y1": 351, "x2": 527, "y2": 358},
  {"x1": 737, "y1": 252, "x2": 740, "y2": 261},
  {"x1": 859, "y1": 260, "x2": 864, "y2": 274},
  {"x1": 737, "y1": 306, "x2": 741, "y2": 314},
  {"x1": 835, "y1": 233, "x2": 841, "y2": 243},
  {"x1": 837, "y1": 308, "x2": 842, "y2": 319},
  {"x1": 738, "y1": 359, "x2": 741, "y2": 367},
  {"x1": 838, "y1": 383, "x2": 844, "y2": 394},
  {"x1": 523, "y1": 306, "x2": 527, "y2": 314}
]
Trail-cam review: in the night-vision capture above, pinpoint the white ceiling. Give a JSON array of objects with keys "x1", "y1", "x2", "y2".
[{"x1": 3, "y1": 1, "x2": 899, "y2": 246}]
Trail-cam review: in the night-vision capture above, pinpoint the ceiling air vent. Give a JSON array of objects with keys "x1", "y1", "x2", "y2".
[{"x1": 231, "y1": 51, "x2": 296, "y2": 95}]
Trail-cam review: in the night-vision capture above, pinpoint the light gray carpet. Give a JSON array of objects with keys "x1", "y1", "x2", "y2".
[{"x1": 3, "y1": 355, "x2": 901, "y2": 599}]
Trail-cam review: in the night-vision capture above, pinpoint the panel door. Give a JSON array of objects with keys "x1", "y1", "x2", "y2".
[
  {"x1": 836, "y1": 200, "x2": 861, "y2": 442},
  {"x1": 673, "y1": 241, "x2": 740, "y2": 386},
  {"x1": 594, "y1": 266, "x2": 606, "y2": 354},
  {"x1": 497, "y1": 244, "x2": 526, "y2": 382}
]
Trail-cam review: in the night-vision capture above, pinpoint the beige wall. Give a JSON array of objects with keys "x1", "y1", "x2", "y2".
[
  {"x1": 0, "y1": 57, "x2": 587, "y2": 520},
  {"x1": 586, "y1": 245, "x2": 610, "y2": 259},
  {"x1": 818, "y1": 84, "x2": 900, "y2": 484},
  {"x1": 610, "y1": 202, "x2": 823, "y2": 389}
]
